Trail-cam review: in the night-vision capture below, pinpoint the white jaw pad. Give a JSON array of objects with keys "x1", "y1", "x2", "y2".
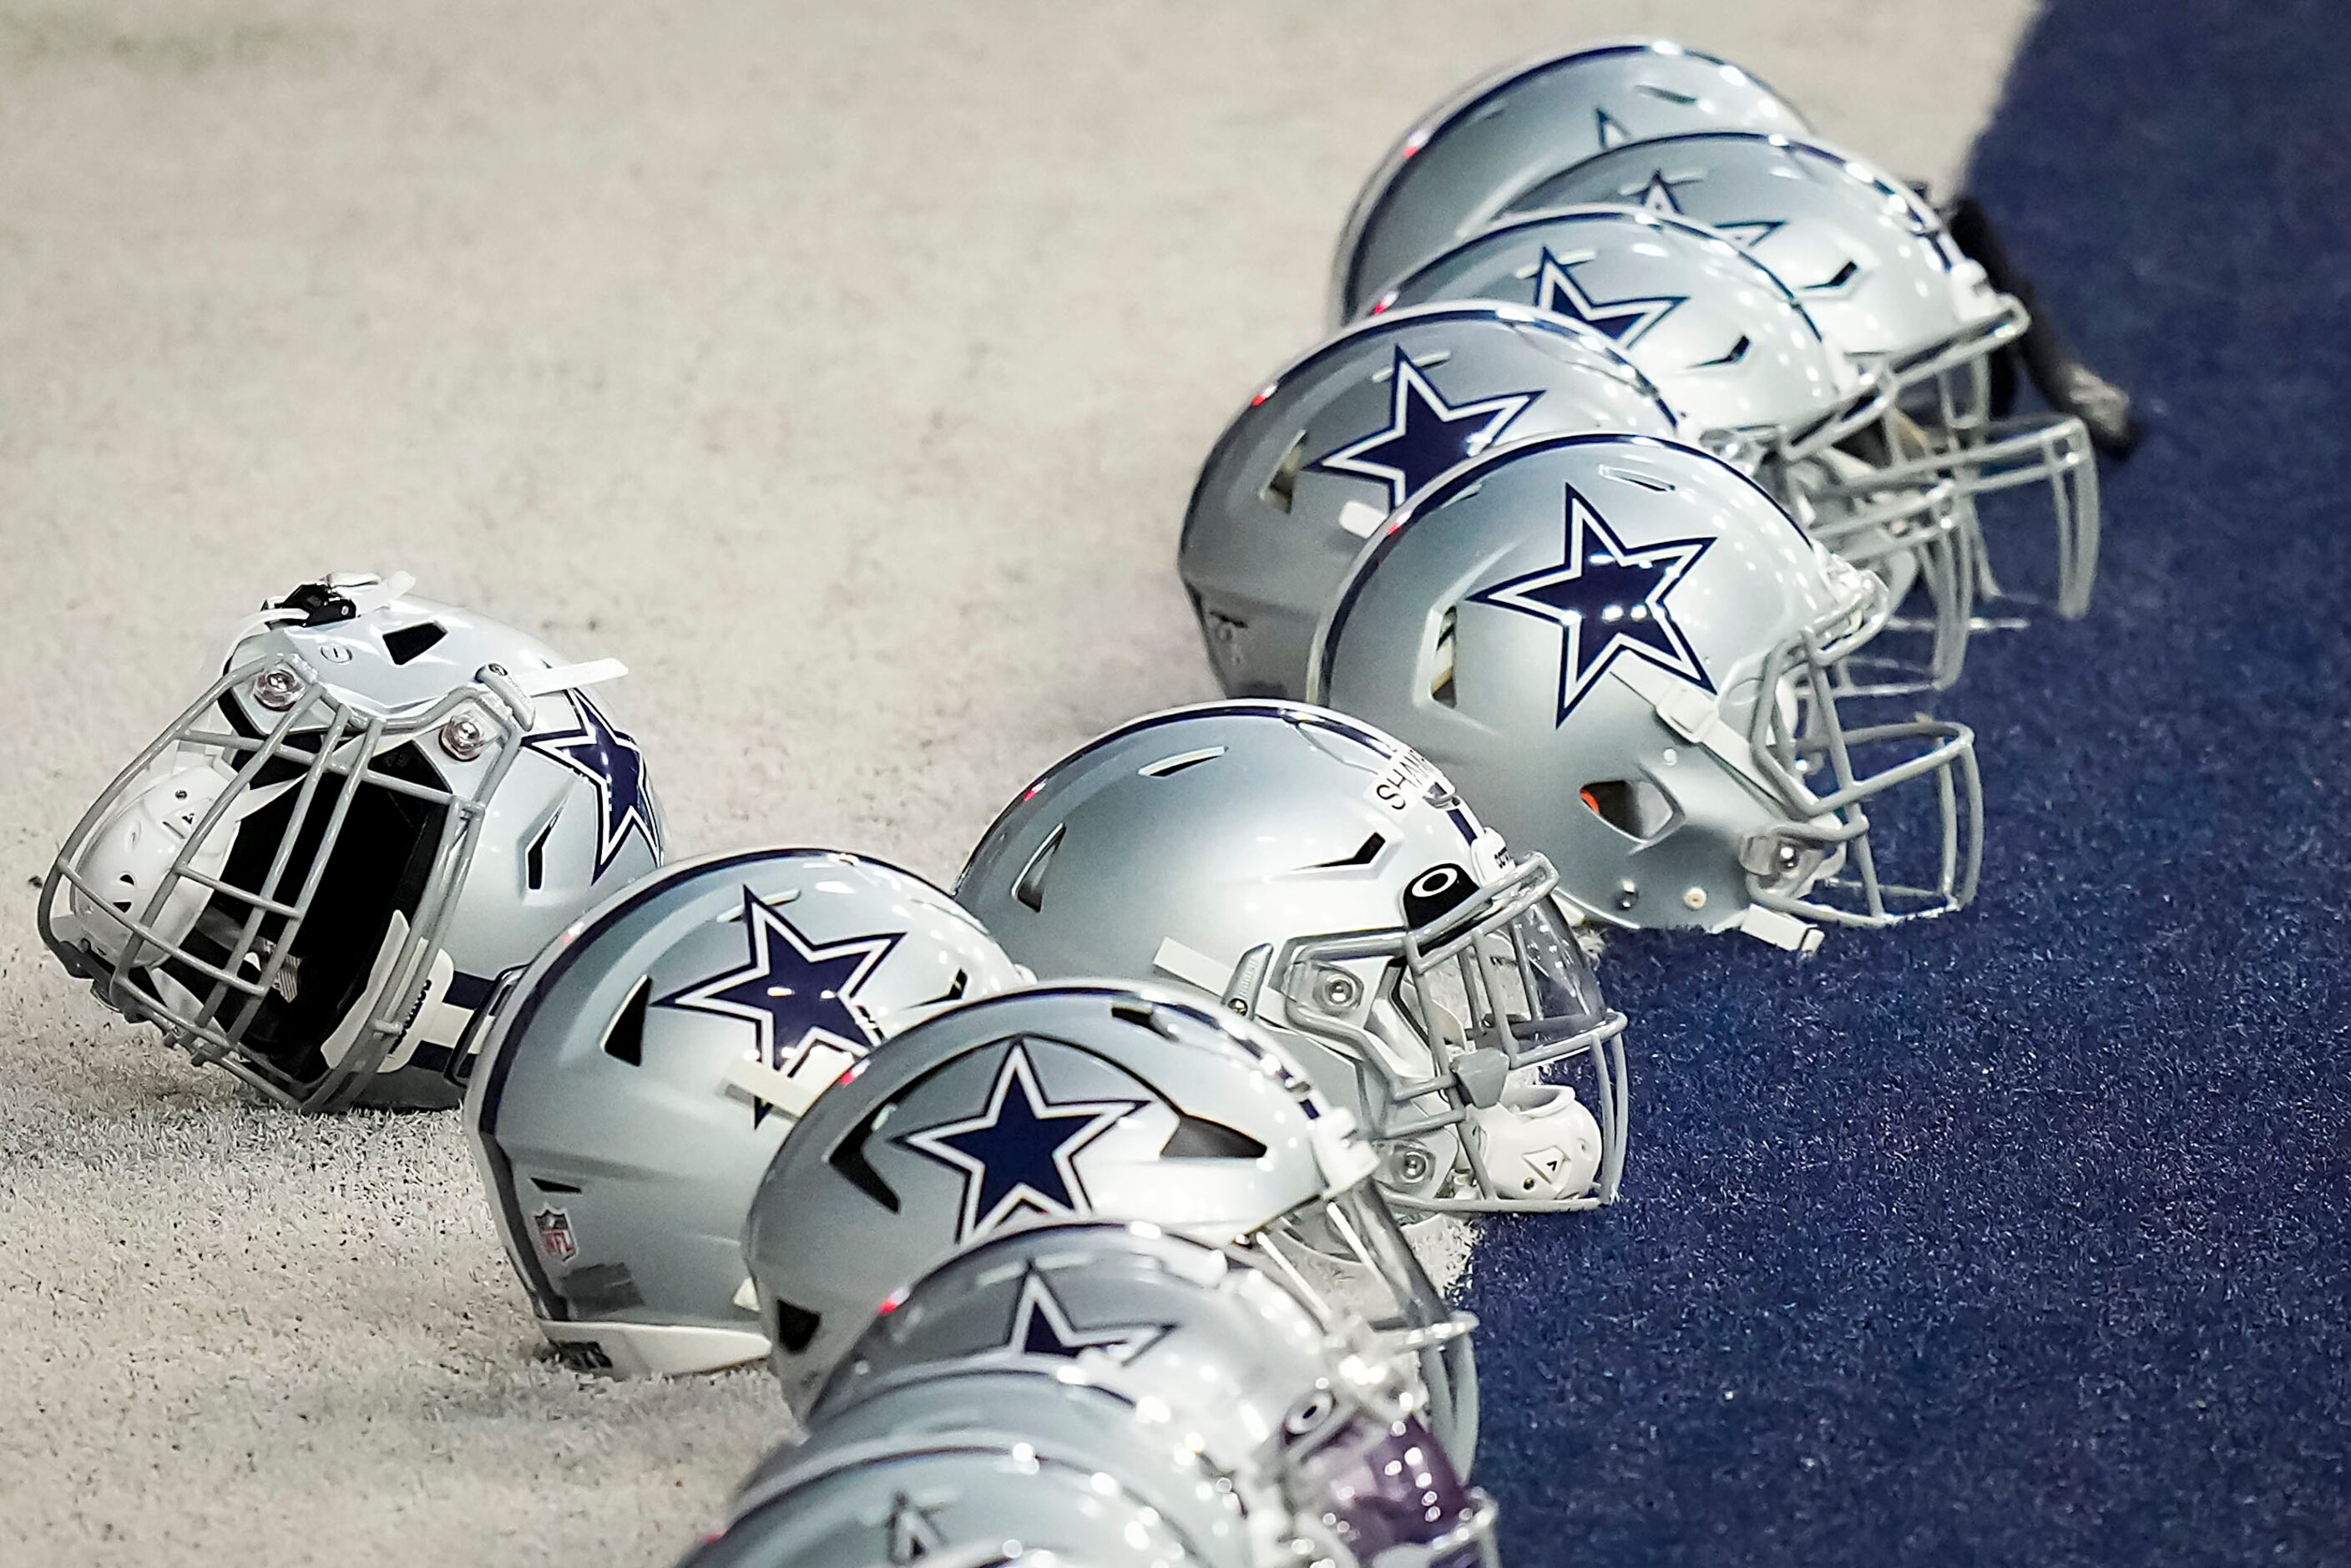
[{"x1": 537, "y1": 1319, "x2": 770, "y2": 1378}]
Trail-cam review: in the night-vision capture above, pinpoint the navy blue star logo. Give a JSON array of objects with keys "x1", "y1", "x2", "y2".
[
  {"x1": 524, "y1": 690, "x2": 661, "y2": 880},
  {"x1": 1594, "y1": 108, "x2": 1631, "y2": 149},
  {"x1": 1469, "y1": 484, "x2": 1716, "y2": 723},
  {"x1": 999, "y1": 1267, "x2": 1169, "y2": 1364},
  {"x1": 655, "y1": 888, "x2": 899, "y2": 1124},
  {"x1": 899, "y1": 1044, "x2": 1143, "y2": 1241},
  {"x1": 1635, "y1": 168, "x2": 1784, "y2": 249},
  {"x1": 1311, "y1": 349, "x2": 1539, "y2": 510},
  {"x1": 1534, "y1": 247, "x2": 1685, "y2": 345}
]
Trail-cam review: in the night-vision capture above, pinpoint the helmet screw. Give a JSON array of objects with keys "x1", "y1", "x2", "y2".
[
  {"x1": 1683, "y1": 887, "x2": 1707, "y2": 911},
  {"x1": 1391, "y1": 1144, "x2": 1435, "y2": 1186},
  {"x1": 250, "y1": 666, "x2": 302, "y2": 712},
  {"x1": 1316, "y1": 972, "x2": 1358, "y2": 1010},
  {"x1": 1777, "y1": 843, "x2": 1804, "y2": 871},
  {"x1": 438, "y1": 714, "x2": 490, "y2": 762},
  {"x1": 1615, "y1": 879, "x2": 1639, "y2": 911}
]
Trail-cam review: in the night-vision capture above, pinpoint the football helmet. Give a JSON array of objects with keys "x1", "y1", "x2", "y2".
[
  {"x1": 685, "y1": 1422, "x2": 1244, "y2": 1568},
  {"x1": 1309, "y1": 433, "x2": 1983, "y2": 953},
  {"x1": 1509, "y1": 131, "x2": 2101, "y2": 617},
  {"x1": 813, "y1": 1222, "x2": 1499, "y2": 1567},
  {"x1": 462, "y1": 847, "x2": 1025, "y2": 1377},
  {"x1": 1179, "y1": 301, "x2": 1686, "y2": 701},
  {"x1": 1332, "y1": 39, "x2": 1807, "y2": 323},
  {"x1": 955, "y1": 702, "x2": 1627, "y2": 1214},
  {"x1": 740, "y1": 980, "x2": 1480, "y2": 1466},
  {"x1": 37, "y1": 572, "x2": 664, "y2": 1112},
  {"x1": 1367, "y1": 205, "x2": 1976, "y2": 688}
]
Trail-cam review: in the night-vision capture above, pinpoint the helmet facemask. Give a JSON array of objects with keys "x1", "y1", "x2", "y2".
[
  {"x1": 1874, "y1": 297, "x2": 2104, "y2": 620},
  {"x1": 1277, "y1": 1380, "x2": 1502, "y2": 1568},
  {"x1": 1245, "y1": 1176, "x2": 1485, "y2": 1477},
  {"x1": 1249, "y1": 851, "x2": 1629, "y2": 1216},
  {"x1": 1726, "y1": 570, "x2": 1986, "y2": 932},
  {"x1": 41, "y1": 649, "x2": 534, "y2": 1111},
  {"x1": 1756, "y1": 372, "x2": 1978, "y2": 694}
]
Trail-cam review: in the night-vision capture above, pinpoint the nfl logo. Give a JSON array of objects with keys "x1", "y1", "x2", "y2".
[{"x1": 533, "y1": 1206, "x2": 577, "y2": 1263}]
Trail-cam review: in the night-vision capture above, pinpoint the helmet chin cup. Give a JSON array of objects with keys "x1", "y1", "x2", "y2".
[
  {"x1": 1468, "y1": 1083, "x2": 1604, "y2": 1205},
  {"x1": 65, "y1": 762, "x2": 240, "y2": 967}
]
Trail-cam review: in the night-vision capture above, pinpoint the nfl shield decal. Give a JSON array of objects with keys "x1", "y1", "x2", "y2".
[{"x1": 533, "y1": 1206, "x2": 578, "y2": 1264}]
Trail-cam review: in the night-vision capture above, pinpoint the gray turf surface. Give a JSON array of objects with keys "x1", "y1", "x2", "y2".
[{"x1": 0, "y1": 3, "x2": 2030, "y2": 1562}]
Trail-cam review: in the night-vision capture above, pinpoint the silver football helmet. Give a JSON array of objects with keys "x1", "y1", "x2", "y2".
[
  {"x1": 1309, "y1": 433, "x2": 1983, "y2": 953},
  {"x1": 955, "y1": 702, "x2": 1627, "y2": 1215},
  {"x1": 1509, "y1": 131, "x2": 2101, "y2": 618},
  {"x1": 38, "y1": 572, "x2": 664, "y2": 1112},
  {"x1": 463, "y1": 847, "x2": 1026, "y2": 1377},
  {"x1": 1179, "y1": 301, "x2": 1686, "y2": 701},
  {"x1": 686, "y1": 1421, "x2": 1244, "y2": 1568},
  {"x1": 813, "y1": 1222, "x2": 1499, "y2": 1568},
  {"x1": 1331, "y1": 39, "x2": 1808, "y2": 323},
  {"x1": 740, "y1": 980, "x2": 1480, "y2": 1465},
  {"x1": 1368, "y1": 205, "x2": 1976, "y2": 688}
]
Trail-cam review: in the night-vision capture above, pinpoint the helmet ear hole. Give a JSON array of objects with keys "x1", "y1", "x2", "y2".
[{"x1": 1579, "y1": 778, "x2": 1676, "y2": 841}]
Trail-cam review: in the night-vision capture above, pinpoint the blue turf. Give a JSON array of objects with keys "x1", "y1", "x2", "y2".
[{"x1": 1459, "y1": 2, "x2": 2351, "y2": 1561}]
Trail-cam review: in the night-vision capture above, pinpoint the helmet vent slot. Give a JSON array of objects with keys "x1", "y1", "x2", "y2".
[
  {"x1": 1374, "y1": 350, "x2": 1449, "y2": 379},
  {"x1": 1159, "y1": 1113, "x2": 1268, "y2": 1161},
  {"x1": 529, "y1": 1177, "x2": 583, "y2": 1194},
  {"x1": 831, "y1": 1107, "x2": 904, "y2": 1214},
  {"x1": 600, "y1": 977, "x2": 650, "y2": 1066},
  {"x1": 1012, "y1": 826, "x2": 1064, "y2": 913},
  {"x1": 1307, "y1": 832, "x2": 1388, "y2": 871},
  {"x1": 1694, "y1": 335, "x2": 1752, "y2": 369},
  {"x1": 1430, "y1": 607, "x2": 1459, "y2": 706},
  {"x1": 382, "y1": 621, "x2": 447, "y2": 665},
  {"x1": 1635, "y1": 83, "x2": 1702, "y2": 106},
  {"x1": 524, "y1": 817, "x2": 554, "y2": 891},
  {"x1": 1260, "y1": 430, "x2": 1309, "y2": 514},
  {"x1": 1598, "y1": 465, "x2": 1675, "y2": 493},
  {"x1": 1808, "y1": 259, "x2": 1861, "y2": 291},
  {"x1": 1139, "y1": 746, "x2": 1226, "y2": 778},
  {"x1": 912, "y1": 968, "x2": 972, "y2": 1011},
  {"x1": 1580, "y1": 778, "x2": 1677, "y2": 841}
]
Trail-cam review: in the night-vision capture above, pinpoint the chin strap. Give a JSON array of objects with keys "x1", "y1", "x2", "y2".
[{"x1": 1940, "y1": 194, "x2": 2142, "y2": 457}]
